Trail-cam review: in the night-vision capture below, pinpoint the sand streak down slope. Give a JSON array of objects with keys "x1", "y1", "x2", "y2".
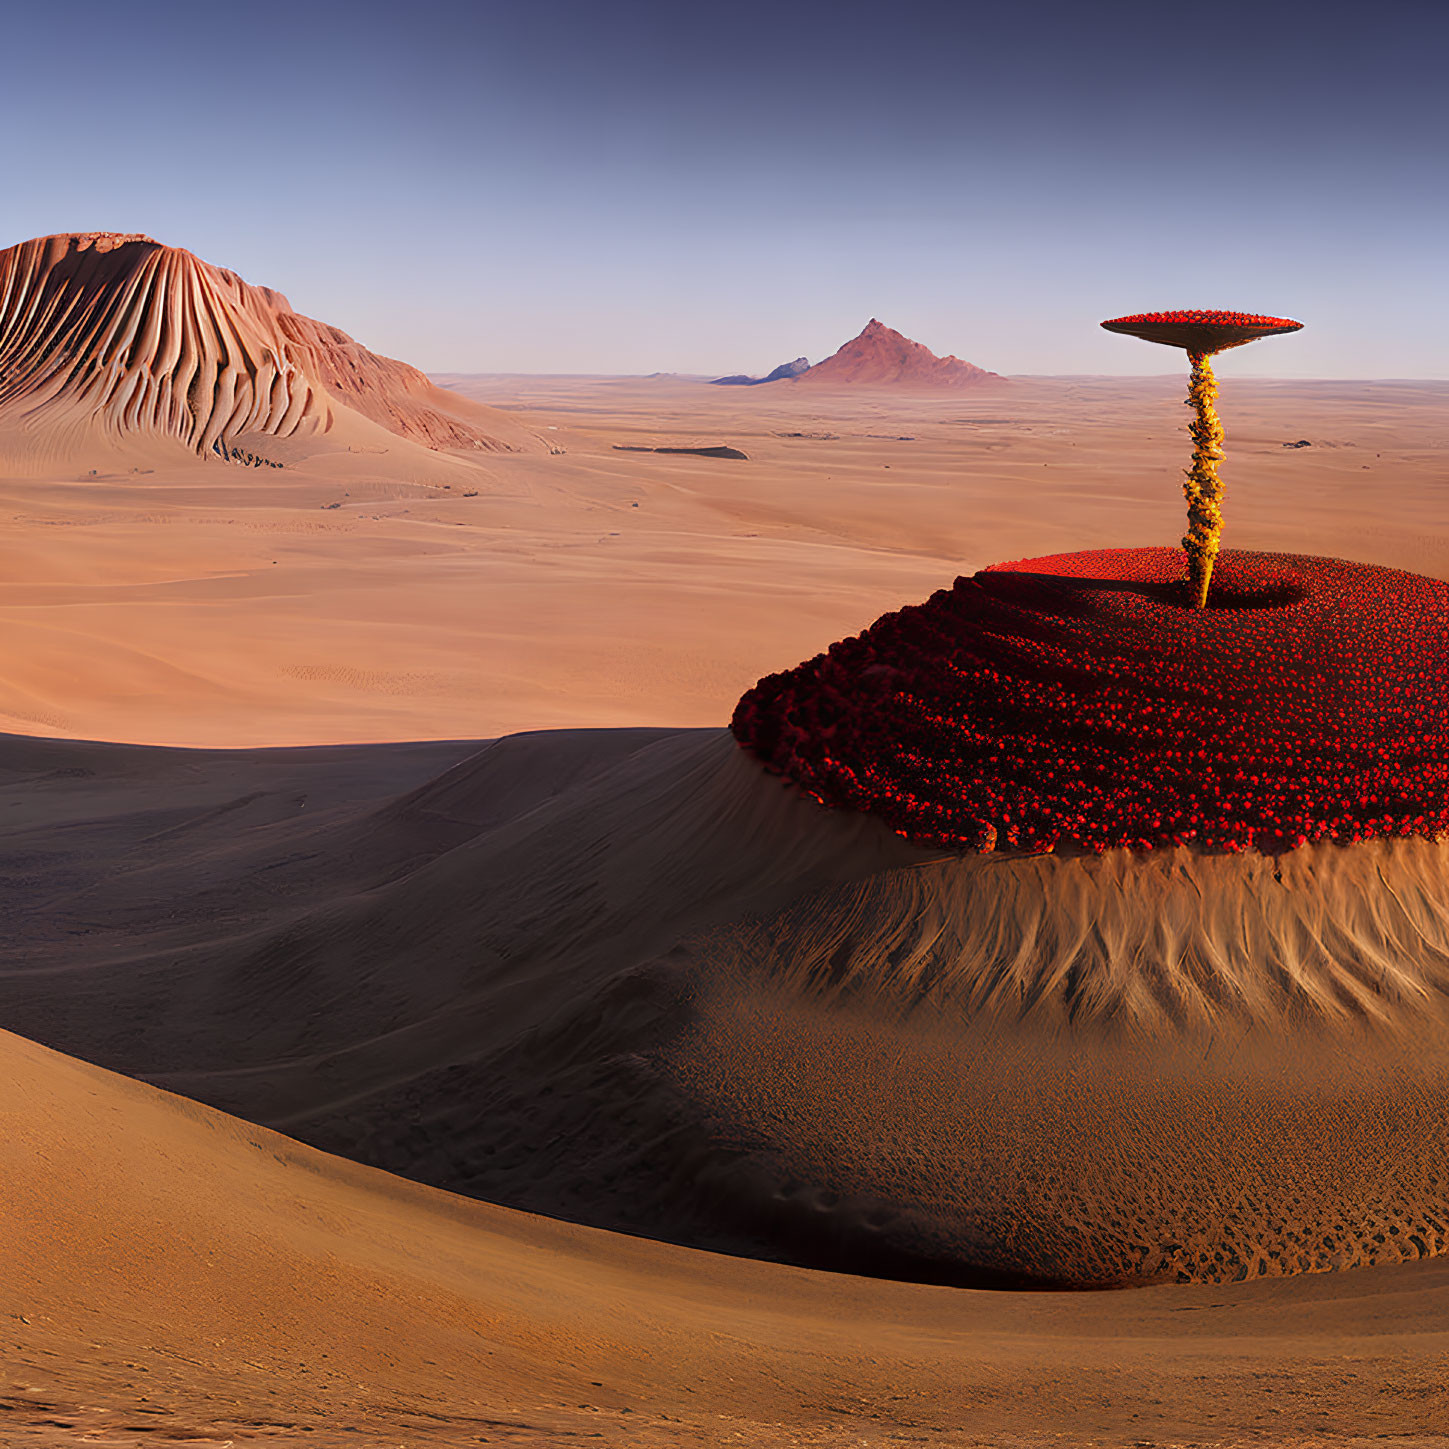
[
  {"x1": 2, "y1": 726, "x2": 1449, "y2": 1288},
  {"x1": 0, "y1": 231, "x2": 538, "y2": 463}
]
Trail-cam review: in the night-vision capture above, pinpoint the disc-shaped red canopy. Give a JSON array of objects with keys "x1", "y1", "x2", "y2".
[{"x1": 1101, "y1": 310, "x2": 1302, "y2": 354}]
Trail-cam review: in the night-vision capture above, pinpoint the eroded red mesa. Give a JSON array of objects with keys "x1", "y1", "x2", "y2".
[{"x1": 730, "y1": 549, "x2": 1449, "y2": 855}]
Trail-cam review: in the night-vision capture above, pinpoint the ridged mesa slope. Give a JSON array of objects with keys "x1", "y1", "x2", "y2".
[{"x1": 0, "y1": 232, "x2": 524, "y2": 456}]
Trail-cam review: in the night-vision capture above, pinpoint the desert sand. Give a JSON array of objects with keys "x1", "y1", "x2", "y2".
[
  {"x1": 1, "y1": 365, "x2": 1444, "y2": 747},
  {"x1": 3, "y1": 236, "x2": 1449, "y2": 1446},
  {"x1": 9, "y1": 1020, "x2": 1449, "y2": 1448},
  {"x1": 4, "y1": 720, "x2": 1449, "y2": 1297}
]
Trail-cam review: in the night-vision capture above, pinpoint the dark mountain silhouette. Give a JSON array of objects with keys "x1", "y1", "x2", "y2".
[{"x1": 710, "y1": 356, "x2": 810, "y2": 386}]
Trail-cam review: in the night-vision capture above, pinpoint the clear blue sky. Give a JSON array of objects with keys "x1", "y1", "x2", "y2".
[{"x1": 2, "y1": 0, "x2": 1444, "y2": 377}]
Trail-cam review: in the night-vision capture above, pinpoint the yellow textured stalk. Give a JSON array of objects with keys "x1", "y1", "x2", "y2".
[{"x1": 1183, "y1": 351, "x2": 1225, "y2": 608}]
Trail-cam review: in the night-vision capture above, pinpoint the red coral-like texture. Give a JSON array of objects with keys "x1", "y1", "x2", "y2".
[
  {"x1": 1101, "y1": 310, "x2": 1303, "y2": 354},
  {"x1": 731, "y1": 549, "x2": 1449, "y2": 856}
]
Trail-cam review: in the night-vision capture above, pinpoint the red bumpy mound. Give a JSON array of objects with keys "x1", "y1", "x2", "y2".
[{"x1": 731, "y1": 549, "x2": 1449, "y2": 855}]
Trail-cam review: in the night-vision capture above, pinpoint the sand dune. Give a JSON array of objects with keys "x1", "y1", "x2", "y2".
[
  {"x1": 2, "y1": 365, "x2": 1448, "y2": 1442},
  {"x1": 4, "y1": 722, "x2": 1448, "y2": 1291},
  {"x1": 10, "y1": 1024, "x2": 1449, "y2": 1447},
  {"x1": 0, "y1": 233, "x2": 541, "y2": 468}
]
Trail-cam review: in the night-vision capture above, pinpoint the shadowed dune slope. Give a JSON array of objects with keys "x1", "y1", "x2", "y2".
[
  {"x1": 11, "y1": 1027, "x2": 1449, "y2": 1447},
  {"x1": 2, "y1": 725, "x2": 1448, "y2": 1288},
  {"x1": 0, "y1": 231, "x2": 540, "y2": 462}
]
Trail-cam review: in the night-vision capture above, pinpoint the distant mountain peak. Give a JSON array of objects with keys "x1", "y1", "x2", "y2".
[
  {"x1": 710, "y1": 355, "x2": 810, "y2": 387},
  {"x1": 797, "y1": 320, "x2": 999, "y2": 388}
]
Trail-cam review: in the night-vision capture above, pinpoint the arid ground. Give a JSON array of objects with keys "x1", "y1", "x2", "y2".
[
  {"x1": 3, "y1": 373, "x2": 1444, "y2": 746},
  {"x1": 4, "y1": 372, "x2": 1449, "y2": 1447}
]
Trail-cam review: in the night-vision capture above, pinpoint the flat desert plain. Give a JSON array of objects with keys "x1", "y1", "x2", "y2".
[
  {"x1": 3, "y1": 373, "x2": 1449, "y2": 1449},
  {"x1": 3, "y1": 374, "x2": 1444, "y2": 746}
]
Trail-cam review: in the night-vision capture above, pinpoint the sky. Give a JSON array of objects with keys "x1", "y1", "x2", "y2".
[{"x1": 1, "y1": 0, "x2": 1445, "y2": 377}]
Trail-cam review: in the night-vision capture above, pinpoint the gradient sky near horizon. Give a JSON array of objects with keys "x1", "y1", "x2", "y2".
[{"x1": 2, "y1": 0, "x2": 1444, "y2": 377}]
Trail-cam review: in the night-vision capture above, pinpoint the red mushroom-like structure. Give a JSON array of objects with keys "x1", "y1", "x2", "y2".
[
  {"x1": 1100, "y1": 309, "x2": 1303, "y2": 355},
  {"x1": 723, "y1": 539, "x2": 1449, "y2": 1284},
  {"x1": 717, "y1": 309, "x2": 1449, "y2": 1288},
  {"x1": 1101, "y1": 309, "x2": 1303, "y2": 607},
  {"x1": 722, "y1": 527, "x2": 1449, "y2": 1282}
]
